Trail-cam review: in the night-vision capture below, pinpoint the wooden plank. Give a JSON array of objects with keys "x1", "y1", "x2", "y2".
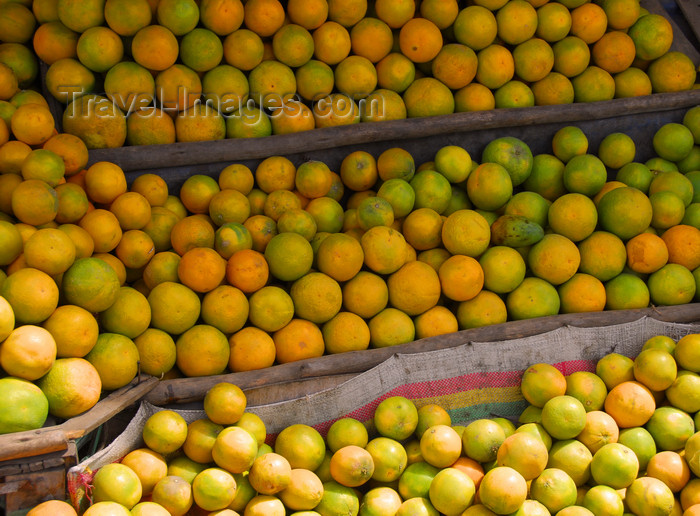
[
  {"x1": 0, "y1": 376, "x2": 158, "y2": 463},
  {"x1": 676, "y1": 0, "x2": 700, "y2": 44},
  {"x1": 144, "y1": 304, "x2": 700, "y2": 406},
  {"x1": 3, "y1": 468, "x2": 65, "y2": 514},
  {"x1": 87, "y1": 90, "x2": 700, "y2": 174}
]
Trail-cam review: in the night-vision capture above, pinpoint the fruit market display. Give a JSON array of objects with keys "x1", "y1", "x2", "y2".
[
  {"x1": 0, "y1": 0, "x2": 698, "y2": 147},
  {"x1": 27, "y1": 333, "x2": 700, "y2": 515},
  {"x1": 3, "y1": 69, "x2": 700, "y2": 434}
]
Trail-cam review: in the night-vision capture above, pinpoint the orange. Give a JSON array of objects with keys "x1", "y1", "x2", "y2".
[
  {"x1": 513, "y1": 38, "x2": 554, "y2": 83},
  {"x1": 648, "y1": 263, "x2": 697, "y2": 306},
  {"x1": 32, "y1": 20, "x2": 78, "y2": 66},
  {"x1": 84, "y1": 161, "x2": 127, "y2": 206},
  {"x1": 156, "y1": 0, "x2": 199, "y2": 36},
  {"x1": 662, "y1": 224, "x2": 700, "y2": 270},
  {"x1": 376, "y1": 52, "x2": 416, "y2": 94},
  {"x1": 598, "y1": 186, "x2": 653, "y2": 240},
  {"x1": 648, "y1": 51, "x2": 696, "y2": 93},
  {"x1": 358, "y1": 487, "x2": 402, "y2": 516},
  {"x1": 420, "y1": 424, "x2": 462, "y2": 469},
  {"x1": 92, "y1": 462, "x2": 143, "y2": 509},
  {"x1": 628, "y1": 13, "x2": 673, "y2": 61},
  {"x1": 365, "y1": 436, "x2": 409, "y2": 483},
  {"x1": 104, "y1": 0, "x2": 151, "y2": 36},
  {"x1": 10, "y1": 102, "x2": 54, "y2": 146},
  {"x1": 497, "y1": 0, "x2": 538, "y2": 45},
  {"x1": 441, "y1": 209, "x2": 491, "y2": 257},
  {"x1": 36, "y1": 357, "x2": 101, "y2": 418},
  {"x1": 202, "y1": 382, "x2": 246, "y2": 427},
  {"x1": 453, "y1": 5, "x2": 497, "y2": 51},
  {"x1": 420, "y1": 0, "x2": 458, "y2": 28},
  {"x1": 170, "y1": 215, "x2": 216, "y2": 256},
  {"x1": 429, "y1": 467, "x2": 475, "y2": 515},
  {"x1": 552, "y1": 36, "x2": 591, "y2": 78},
  {"x1": 521, "y1": 362, "x2": 567, "y2": 408},
  {"x1": 110, "y1": 192, "x2": 152, "y2": 231},
  {"x1": 527, "y1": 233, "x2": 580, "y2": 285},
  {"x1": 148, "y1": 281, "x2": 201, "y2": 335},
  {"x1": 155, "y1": 64, "x2": 202, "y2": 112},
  {"x1": 85, "y1": 332, "x2": 139, "y2": 390},
  {"x1": 255, "y1": 155, "x2": 296, "y2": 193},
  {"x1": 42, "y1": 133, "x2": 88, "y2": 177},
  {"x1": 295, "y1": 160, "x2": 333, "y2": 199},
  {"x1": 133, "y1": 328, "x2": 176, "y2": 377},
  {"x1": 272, "y1": 24, "x2": 314, "y2": 68},
  {"x1": 576, "y1": 410, "x2": 619, "y2": 454},
  {"x1": 582, "y1": 485, "x2": 624, "y2": 515},
  {"x1": 264, "y1": 231, "x2": 313, "y2": 282},
  {"x1": 248, "y1": 285, "x2": 295, "y2": 332},
  {"x1": 575, "y1": 231, "x2": 626, "y2": 282},
  {"x1": 0, "y1": 325, "x2": 56, "y2": 381},
  {"x1": 374, "y1": 396, "x2": 418, "y2": 442},
  {"x1": 0, "y1": 42, "x2": 39, "y2": 88},
  {"x1": 570, "y1": 3, "x2": 607, "y2": 44},
  {"x1": 590, "y1": 443, "x2": 639, "y2": 490},
  {"x1": 114, "y1": 229, "x2": 155, "y2": 269},
  {"x1": 125, "y1": 107, "x2": 176, "y2": 146},
  {"x1": 313, "y1": 21, "x2": 351, "y2": 66},
  {"x1": 76, "y1": 26, "x2": 124, "y2": 74},
  {"x1": 151, "y1": 476, "x2": 194, "y2": 516},
  {"x1": 57, "y1": 223, "x2": 94, "y2": 259},
  {"x1": 44, "y1": 58, "x2": 95, "y2": 105},
  {"x1": 614, "y1": 67, "x2": 653, "y2": 98},
  {"x1": 653, "y1": 124, "x2": 695, "y2": 163},
  {"x1": 496, "y1": 431, "x2": 549, "y2": 480},
  {"x1": 675, "y1": 334, "x2": 700, "y2": 373},
  {"x1": 99, "y1": 286, "x2": 151, "y2": 339},
  {"x1": 327, "y1": 0, "x2": 366, "y2": 27},
  {"x1": 78, "y1": 208, "x2": 123, "y2": 253},
  {"x1": 537, "y1": 2, "x2": 572, "y2": 42},
  {"x1": 591, "y1": 31, "x2": 635, "y2": 74},
  {"x1": 374, "y1": 0, "x2": 415, "y2": 28},
  {"x1": 557, "y1": 273, "x2": 606, "y2": 313},
  {"x1": 62, "y1": 93, "x2": 127, "y2": 149},
  {"x1": 275, "y1": 423, "x2": 326, "y2": 472},
  {"x1": 0, "y1": 2, "x2": 36, "y2": 44},
  {"x1": 413, "y1": 305, "x2": 458, "y2": 339},
  {"x1": 316, "y1": 232, "x2": 364, "y2": 282},
  {"x1": 530, "y1": 468, "x2": 578, "y2": 513},
  {"x1": 288, "y1": 0, "x2": 328, "y2": 29},
  {"x1": 494, "y1": 80, "x2": 535, "y2": 109},
  {"x1": 295, "y1": 59, "x2": 334, "y2": 102},
  {"x1": 532, "y1": 72, "x2": 575, "y2": 105},
  {"x1": 1, "y1": 267, "x2": 59, "y2": 325},
  {"x1": 222, "y1": 29, "x2": 264, "y2": 71},
  {"x1": 26, "y1": 500, "x2": 77, "y2": 516},
  {"x1": 626, "y1": 477, "x2": 675, "y2": 516},
  {"x1": 360, "y1": 225, "x2": 407, "y2": 274},
  {"x1": 603, "y1": 0, "x2": 640, "y2": 29},
  {"x1": 329, "y1": 445, "x2": 375, "y2": 487},
  {"x1": 177, "y1": 247, "x2": 226, "y2": 293},
  {"x1": 402, "y1": 77, "x2": 455, "y2": 118},
  {"x1": 273, "y1": 317, "x2": 324, "y2": 363},
  {"x1": 244, "y1": 0, "x2": 285, "y2": 37},
  {"x1": 41, "y1": 305, "x2": 98, "y2": 359},
  {"x1": 225, "y1": 248, "x2": 268, "y2": 293},
  {"x1": 290, "y1": 271, "x2": 342, "y2": 323},
  {"x1": 321, "y1": 311, "x2": 370, "y2": 354},
  {"x1": 604, "y1": 380, "x2": 656, "y2": 428},
  {"x1": 176, "y1": 324, "x2": 229, "y2": 377},
  {"x1": 22, "y1": 227, "x2": 76, "y2": 276},
  {"x1": 475, "y1": 44, "x2": 515, "y2": 90},
  {"x1": 387, "y1": 260, "x2": 441, "y2": 316},
  {"x1": 0, "y1": 221, "x2": 22, "y2": 266},
  {"x1": 399, "y1": 18, "x2": 443, "y2": 64},
  {"x1": 342, "y1": 270, "x2": 388, "y2": 318},
  {"x1": 507, "y1": 276, "x2": 561, "y2": 320},
  {"x1": 478, "y1": 467, "x2": 528, "y2": 514},
  {"x1": 228, "y1": 326, "x2": 276, "y2": 372},
  {"x1": 350, "y1": 17, "x2": 393, "y2": 64},
  {"x1": 647, "y1": 451, "x2": 691, "y2": 493},
  {"x1": 131, "y1": 25, "x2": 179, "y2": 72},
  {"x1": 548, "y1": 193, "x2": 598, "y2": 242},
  {"x1": 179, "y1": 28, "x2": 224, "y2": 73}
]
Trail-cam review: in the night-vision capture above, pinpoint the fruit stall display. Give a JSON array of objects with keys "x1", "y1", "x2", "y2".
[{"x1": 40, "y1": 319, "x2": 700, "y2": 515}]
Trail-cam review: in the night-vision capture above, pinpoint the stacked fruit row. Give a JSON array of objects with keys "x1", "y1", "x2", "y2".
[
  {"x1": 2, "y1": 82, "x2": 700, "y2": 433},
  {"x1": 0, "y1": 0, "x2": 698, "y2": 148},
  {"x1": 28, "y1": 332, "x2": 700, "y2": 516}
]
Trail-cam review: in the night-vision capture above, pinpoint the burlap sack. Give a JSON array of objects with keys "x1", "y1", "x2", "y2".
[{"x1": 68, "y1": 316, "x2": 700, "y2": 510}]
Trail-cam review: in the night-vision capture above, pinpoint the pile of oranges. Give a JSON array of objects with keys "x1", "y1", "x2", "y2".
[
  {"x1": 2, "y1": 81, "x2": 700, "y2": 433},
  {"x1": 0, "y1": 0, "x2": 698, "y2": 148},
  {"x1": 26, "y1": 333, "x2": 700, "y2": 515}
]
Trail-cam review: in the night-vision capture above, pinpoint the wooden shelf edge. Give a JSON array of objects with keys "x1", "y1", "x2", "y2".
[{"x1": 144, "y1": 304, "x2": 700, "y2": 406}]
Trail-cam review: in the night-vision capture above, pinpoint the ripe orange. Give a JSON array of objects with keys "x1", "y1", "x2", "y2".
[{"x1": 37, "y1": 357, "x2": 101, "y2": 419}]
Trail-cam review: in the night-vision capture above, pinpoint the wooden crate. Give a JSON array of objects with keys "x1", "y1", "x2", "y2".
[{"x1": 0, "y1": 377, "x2": 158, "y2": 514}]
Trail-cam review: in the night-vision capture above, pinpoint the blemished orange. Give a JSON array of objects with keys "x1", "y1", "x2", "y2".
[
  {"x1": 42, "y1": 133, "x2": 88, "y2": 176},
  {"x1": 229, "y1": 326, "x2": 276, "y2": 372},
  {"x1": 626, "y1": 231, "x2": 669, "y2": 274},
  {"x1": 399, "y1": 18, "x2": 443, "y2": 64}
]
